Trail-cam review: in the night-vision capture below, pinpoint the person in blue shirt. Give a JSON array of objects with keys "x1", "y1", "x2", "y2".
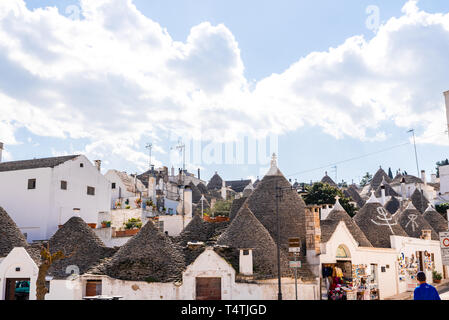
[{"x1": 414, "y1": 271, "x2": 441, "y2": 300}]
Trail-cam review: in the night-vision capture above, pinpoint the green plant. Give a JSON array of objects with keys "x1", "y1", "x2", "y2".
[
  {"x1": 101, "y1": 221, "x2": 111, "y2": 228},
  {"x1": 124, "y1": 218, "x2": 142, "y2": 230},
  {"x1": 125, "y1": 205, "x2": 131, "y2": 209},
  {"x1": 436, "y1": 203, "x2": 449, "y2": 217},
  {"x1": 433, "y1": 271, "x2": 442, "y2": 281}
]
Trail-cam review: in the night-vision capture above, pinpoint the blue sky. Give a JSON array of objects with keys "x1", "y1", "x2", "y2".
[{"x1": 1, "y1": 0, "x2": 449, "y2": 184}]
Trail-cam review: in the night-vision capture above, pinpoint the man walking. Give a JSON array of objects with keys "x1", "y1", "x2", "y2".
[{"x1": 414, "y1": 271, "x2": 441, "y2": 300}]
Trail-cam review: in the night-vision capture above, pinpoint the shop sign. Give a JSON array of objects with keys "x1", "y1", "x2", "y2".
[
  {"x1": 439, "y1": 232, "x2": 449, "y2": 265},
  {"x1": 289, "y1": 261, "x2": 302, "y2": 268}
]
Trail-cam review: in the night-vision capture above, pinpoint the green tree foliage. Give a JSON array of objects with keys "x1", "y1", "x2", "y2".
[
  {"x1": 211, "y1": 199, "x2": 233, "y2": 217},
  {"x1": 436, "y1": 159, "x2": 449, "y2": 178},
  {"x1": 359, "y1": 172, "x2": 373, "y2": 187},
  {"x1": 388, "y1": 167, "x2": 394, "y2": 179},
  {"x1": 302, "y1": 182, "x2": 357, "y2": 217},
  {"x1": 436, "y1": 203, "x2": 449, "y2": 218}
]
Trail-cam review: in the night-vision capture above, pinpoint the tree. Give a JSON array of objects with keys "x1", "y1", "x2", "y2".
[
  {"x1": 359, "y1": 172, "x2": 373, "y2": 187},
  {"x1": 36, "y1": 243, "x2": 74, "y2": 300},
  {"x1": 302, "y1": 182, "x2": 357, "y2": 217},
  {"x1": 436, "y1": 159, "x2": 449, "y2": 178},
  {"x1": 436, "y1": 203, "x2": 449, "y2": 218},
  {"x1": 211, "y1": 199, "x2": 233, "y2": 217},
  {"x1": 388, "y1": 167, "x2": 394, "y2": 179}
]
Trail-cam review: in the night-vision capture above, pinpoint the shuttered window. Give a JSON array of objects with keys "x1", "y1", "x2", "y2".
[
  {"x1": 87, "y1": 186, "x2": 95, "y2": 196},
  {"x1": 27, "y1": 179, "x2": 36, "y2": 190}
]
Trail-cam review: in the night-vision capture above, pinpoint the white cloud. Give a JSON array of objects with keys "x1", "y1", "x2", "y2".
[{"x1": 0, "y1": 0, "x2": 448, "y2": 171}]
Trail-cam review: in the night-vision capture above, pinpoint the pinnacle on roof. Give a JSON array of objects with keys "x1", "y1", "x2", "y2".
[
  {"x1": 333, "y1": 196, "x2": 345, "y2": 211},
  {"x1": 366, "y1": 191, "x2": 380, "y2": 204},
  {"x1": 266, "y1": 153, "x2": 282, "y2": 176}
]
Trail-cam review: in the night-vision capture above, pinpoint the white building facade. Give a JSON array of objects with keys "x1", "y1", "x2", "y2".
[{"x1": 0, "y1": 155, "x2": 111, "y2": 242}]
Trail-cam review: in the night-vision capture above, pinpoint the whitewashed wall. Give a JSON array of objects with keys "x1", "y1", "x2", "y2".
[
  {"x1": 159, "y1": 215, "x2": 192, "y2": 236},
  {"x1": 0, "y1": 248, "x2": 39, "y2": 300},
  {"x1": 0, "y1": 155, "x2": 111, "y2": 241}
]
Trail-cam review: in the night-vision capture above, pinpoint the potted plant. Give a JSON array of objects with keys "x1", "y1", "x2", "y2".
[
  {"x1": 123, "y1": 218, "x2": 142, "y2": 236},
  {"x1": 115, "y1": 200, "x2": 122, "y2": 209},
  {"x1": 135, "y1": 198, "x2": 142, "y2": 208},
  {"x1": 125, "y1": 205, "x2": 131, "y2": 209},
  {"x1": 101, "y1": 221, "x2": 111, "y2": 228},
  {"x1": 433, "y1": 271, "x2": 442, "y2": 284}
]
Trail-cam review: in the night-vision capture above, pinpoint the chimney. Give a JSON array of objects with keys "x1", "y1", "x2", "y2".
[
  {"x1": 239, "y1": 249, "x2": 253, "y2": 276},
  {"x1": 305, "y1": 205, "x2": 321, "y2": 255},
  {"x1": 73, "y1": 208, "x2": 81, "y2": 218},
  {"x1": 431, "y1": 174, "x2": 437, "y2": 183},
  {"x1": 94, "y1": 160, "x2": 101, "y2": 171},
  {"x1": 401, "y1": 178, "x2": 406, "y2": 200},
  {"x1": 421, "y1": 170, "x2": 427, "y2": 185},
  {"x1": 183, "y1": 186, "x2": 193, "y2": 218},
  {"x1": 444, "y1": 90, "x2": 449, "y2": 138},
  {"x1": 421, "y1": 229, "x2": 432, "y2": 240},
  {"x1": 197, "y1": 168, "x2": 201, "y2": 180},
  {"x1": 381, "y1": 185, "x2": 386, "y2": 205},
  {"x1": 0, "y1": 142, "x2": 3, "y2": 162},
  {"x1": 171, "y1": 166, "x2": 175, "y2": 176},
  {"x1": 221, "y1": 180, "x2": 227, "y2": 200}
]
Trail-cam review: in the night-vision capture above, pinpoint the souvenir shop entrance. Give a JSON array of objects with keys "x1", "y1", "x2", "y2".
[{"x1": 321, "y1": 245, "x2": 379, "y2": 300}]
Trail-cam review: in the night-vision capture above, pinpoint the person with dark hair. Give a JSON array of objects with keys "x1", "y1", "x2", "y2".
[{"x1": 414, "y1": 271, "x2": 441, "y2": 300}]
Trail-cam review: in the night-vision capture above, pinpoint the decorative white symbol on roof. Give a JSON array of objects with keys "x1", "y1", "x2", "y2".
[
  {"x1": 405, "y1": 213, "x2": 419, "y2": 232},
  {"x1": 371, "y1": 207, "x2": 397, "y2": 234}
]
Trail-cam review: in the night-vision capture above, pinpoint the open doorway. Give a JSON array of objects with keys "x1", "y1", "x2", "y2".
[{"x1": 5, "y1": 278, "x2": 30, "y2": 300}]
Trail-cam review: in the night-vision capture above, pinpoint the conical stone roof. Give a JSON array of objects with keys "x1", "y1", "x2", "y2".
[
  {"x1": 371, "y1": 168, "x2": 392, "y2": 191},
  {"x1": 321, "y1": 172, "x2": 337, "y2": 187},
  {"x1": 326, "y1": 199, "x2": 372, "y2": 247},
  {"x1": 177, "y1": 214, "x2": 216, "y2": 245},
  {"x1": 353, "y1": 194, "x2": 408, "y2": 248},
  {"x1": 395, "y1": 203, "x2": 438, "y2": 240},
  {"x1": 189, "y1": 182, "x2": 202, "y2": 204},
  {"x1": 104, "y1": 220, "x2": 185, "y2": 282},
  {"x1": 0, "y1": 206, "x2": 28, "y2": 258},
  {"x1": 246, "y1": 155, "x2": 307, "y2": 252},
  {"x1": 344, "y1": 185, "x2": 365, "y2": 208},
  {"x1": 48, "y1": 217, "x2": 116, "y2": 279},
  {"x1": 411, "y1": 188, "x2": 429, "y2": 213},
  {"x1": 385, "y1": 196, "x2": 400, "y2": 215},
  {"x1": 229, "y1": 197, "x2": 248, "y2": 221},
  {"x1": 423, "y1": 204, "x2": 448, "y2": 234},
  {"x1": 207, "y1": 172, "x2": 223, "y2": 190},
  {"x1": 217, "y1": 204, "x2": 291, "y2": 279},
  {"x1": 196, "y1": 182, "x2": 208, "y2": 195}
]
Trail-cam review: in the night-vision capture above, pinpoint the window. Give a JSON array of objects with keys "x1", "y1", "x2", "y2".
[
  {"x1": 61, "y1": 180, "x2": 67, "y2": 190},
  {"x1": 80, "y1": 163, "x2": 84, "y2": 168},
  {"x1": 112, "y1": 182, "x2": 116, "y2": 189},
  {"x1": 87, "y1": 186, "x2": 95, "y2": 196},
  {"x1": 27, "y1": 179, "x2": 36, "y2": 190},
  {"x1": 45, "y1": 281, "x2": 50, "y2": 293}
]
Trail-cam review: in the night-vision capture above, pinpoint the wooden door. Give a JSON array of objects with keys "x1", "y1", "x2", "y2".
[
  {"x1": 85, "y1": 280, "x2": 102, "y2": 297},
  {"x1": 195, "y1": 277, "x2": 221, "y2": 300}
]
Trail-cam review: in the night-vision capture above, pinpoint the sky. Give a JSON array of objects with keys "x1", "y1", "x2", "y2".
[{"x1": 0, "y1": 0, "x2": 449, "y2": 185}]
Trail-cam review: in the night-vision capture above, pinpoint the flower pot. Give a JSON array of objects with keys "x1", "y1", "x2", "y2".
[
  {"x1": 101, "y1": 223, "x2": 107, "y2": 228},
  {"x1": 433, "y1": 279, "x2": 441, "y2": 284},
  {"x1": 88, "y1": 223, "x2": 97, "y2": 229}
]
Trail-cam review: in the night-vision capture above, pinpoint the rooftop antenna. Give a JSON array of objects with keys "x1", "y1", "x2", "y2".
[
  {"x1": 171, "y1": 139, "x2": 186, "y2": 228},
  {"x1": 408, "y1": 129, "x2": 424, "y2": 212},
  {"x1": 145, "y1": 143, "x2": 153, "y2": 170}
]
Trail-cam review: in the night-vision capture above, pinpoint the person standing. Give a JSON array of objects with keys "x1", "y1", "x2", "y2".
[{"x1": 414, "y1": 271, "x2": 441, "y2": 300}]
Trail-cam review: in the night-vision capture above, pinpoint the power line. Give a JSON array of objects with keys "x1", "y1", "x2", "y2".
[{"x1": 285, "y1": 141, "x2": 411, "y2": 178}]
